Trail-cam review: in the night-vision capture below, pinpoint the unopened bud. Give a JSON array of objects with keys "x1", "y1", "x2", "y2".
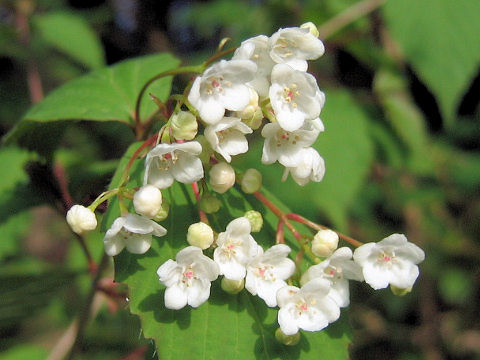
[
  {"x1": 236, "y1": 87, "x2": 259, "y2": 120},
  {"x1": 244, "y1": 210, "x2": 263, "y2": 233},
  {"x1": 221, "y1": 277, "x2": 244, "y2": 294},
  {"x1": 391, "y1": 285, "x2": 412, "y2": 296},
  {"x1": 171, "y1": 111, "x2": 198, "y2": 140},
  {"x1": 66, "y1": 205, "x2": 97, "y2": 234},
  {"x1": 242, "y1": 107, "x2": 263, "y2": 130},
  {"x1": 209, "y1": 162, "x2": 235, "y2": 194},
  {"x1": 301, "y1": 22, "x2": 319, "y2": 37},
  {"x1": 241, "y1": 168, "x2": 262, "y2": 193},
  {"x1": 275, "y1": 328, "x2": 300, "y2": 346},
  {"x1": 199, "y1": 194, "x2": 221, "y2": 214},
  {"x1": 133, "y1": 185, "x2": 162, "y2": 218},
  {"x1": 311, "y1": 229, "x2": 338, "y2": 257},
  {"x1": 187, "y1": 222, "x2": 214, "y2": 249},
  {"x1": 154, "y1": 199, "x2": 170, "y2": 221}
]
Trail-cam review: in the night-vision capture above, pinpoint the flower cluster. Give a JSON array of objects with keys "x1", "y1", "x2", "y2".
[{"x1": 64, "y1": 23, "x2": 425, "y2": 344}]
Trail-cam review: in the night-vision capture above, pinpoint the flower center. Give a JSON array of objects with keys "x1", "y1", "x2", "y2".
[
  {"x1": 282, "y1": 84, "x2": 300, "y2": 108},
  {"x1": 156, "y1": 152, "x2": 178, "y2": 171},
  {"x1": 223, "y1": 238, "x2": 242, "y2": 258},
  {"x1": 275, "y1": 129, "x2": 300, "y2": 147},
  {"x1": 377, "y1": 250, "x2": 396, "y2": 266},
  {"x1": 204, "y1": 76, "x2": 232, "y2": 95},
  {"x1": 324, "y1": 265, "x2": 343, "y2": 282},
  {"x1": 256, "y1": 264, "x2": 276, "y2": 281},
  {"x1": 274, "y1": 38, "x2": 296, "y2": 58},
  {"x1": 182, "y1": 266, "x2": 197, "y2": 286}
]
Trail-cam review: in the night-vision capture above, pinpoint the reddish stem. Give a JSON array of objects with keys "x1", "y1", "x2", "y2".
[
  {"x1": 120, "y1": 134, "x2": 158, "y2": 186},
  {"x1": 276, "y1": 221, "x2": 285, "y2": 244},
  {"x1": 286, "y1": 213, "x2": 364, "y2": 247},
  {"x1": 253, "y1": 192, "x2": 303, "y2": 242},
  {"x1": 192, "y1": 182, "x2": 209, "y2": 224}
]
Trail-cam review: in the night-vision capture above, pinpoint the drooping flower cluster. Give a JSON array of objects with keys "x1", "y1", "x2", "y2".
[{"x1": 63, "y1": 23, "x2": 426, "y2": 344}]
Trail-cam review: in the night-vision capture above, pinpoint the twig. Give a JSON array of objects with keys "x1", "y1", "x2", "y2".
[
  {"x1": 66, "y1": 253, "x2": 110, "y2": 360},
  {"x1": 192, "y1": 182, "x2": 209, "y2": 224},
  {"x1": 317, "y1": 0, "x2": 387, "y2": 39},
  {"x1": 286, "y1": 213, "x2": 364, "y2": 247}
]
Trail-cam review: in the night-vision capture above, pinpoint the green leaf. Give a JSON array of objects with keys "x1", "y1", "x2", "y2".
[
  {"x1": 0, "y1": 345, "x2": 48, "y2": 360},
  {"x1": 33, "y1": 11, "x2": 105, "y2": 69},
  {"x1": 4, "y1": 53, "x2": 180, "y2": 146},
  {"x1": 108, "y1": 144, "x2": 351, "y2": 359},
  {"x1": 383, "y1": 0, "x2": 480, "y2": 127},
  {"x1": 0, "y1": 211, "x2": 31, "y2": 261}
]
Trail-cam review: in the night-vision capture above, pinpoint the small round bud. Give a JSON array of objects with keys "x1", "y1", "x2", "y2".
[
  {"x1": 199, "y1": 194, "x2": 221, "y2": 214},
  {"x1": 301, "y1": 22, "x2": 319, "y2": 37},
  {"x1": 311, "y1": 229, "x2": 339, "y2": 258},
  {"x1": 187, "y1": 222, "x2": 214, "y2": 249},
  {"x1": 244, "y1": 210, "x2": 263, "y2": 233},
  {"x1": 171, "y1": 111, "x2": 198, "y2": 140},
  {"x1": 391, "y1": 285, "x2": 412, "y2": 296},
  {"x1": 154, "y1": 199, "x2": 170, "y2": 221},
  {"x1": 241, "y1": 168, "x2": 262, "y2": 194},
  {"x1": 133, "y1": 185, "x2": 162, "y2": 218},
  {"x1": 236, "y1": 87, "x2": 259, "y2": 120},
  {"x1": 209, "y1": 162, "x2": 235, "y2": 194},
  {"x1": 221, "y1": 277, "x2": 245, "y2": 294},
  {"x1": 66, "y1": 205, "x2": 97, "y2": 234},
  {"x1": 275, "y1": 328, "x2": 300, "y2": 346}
]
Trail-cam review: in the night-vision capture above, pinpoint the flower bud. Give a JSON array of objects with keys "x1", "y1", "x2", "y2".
[
  {"x1": 133, "y1": 185, "x2": 162, "y2": 218},
  {"x1": 187, "y1": 222, "x2": 214, "y2": 249},
  {"x1": 66, "y1": 205, "x2": 97, "y2": 234},
  {"x1": 301, "y1": 22, "x2": 319, "y2": 37},
  {"x1": 199, "y1": 194, "x2": 221, "y2": 214},
  {"x1": 241, "y1": 107, "x2": 263, "y2": 130},
  {"x1": 209, "y1": 162, "x2": 235, "y2": 194},
  {"x1": 244, "y1": 210, "x2": 263, "y2": 233},
  {"x1": 171, "y1": 111, "x2": 198, "y2": 140},
  {"x1": 391, "y1": 285, "x2": 412, "y2": 296},
  {"x1": 236, "y1": 87, "x2": 259, "y2": 120},
  {"x1": 154, "y1": 199, "x2": 170, "y2": 221},
  {"x1": 275, "y1": 328, "x2": 300, "y2": 346},
  {"x1": 311, "y1": 229, "x2": 339, "y2": 258},
  {"x1": 241, "y1": 168, "x2": 262, "y2": 194},
  {"x1": 221, "y1": 277, "x2": 245, "y2": 294}
]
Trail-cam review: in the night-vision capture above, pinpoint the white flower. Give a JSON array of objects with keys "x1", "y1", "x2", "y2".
[
  {"x1": 103, "y1": 213, "x2": 167, "y2": 256},
  {"x1": 311, "y1": 229, "x2": 339, "y2": 258},
  {"x1": 188, "y1": 59, "x2": 257, "y2": 124},
  {"x1": 301, "y1": 247, "x2": 363, "y2": 307},
  {"x1": 157, "y1": 246, "x2": 219, "y2": 309},
  {"x1": 261, "y1": 119, "x2": 322, "y2": 167},
  {"x1": 144, "y1": 141, "x2": 204, "y2": 189},
  {"x1": 245, "y1": 244, "x2": 296, "y2": 307},
  {"x1": 209, "y1": 162, "x2": 236, "y2": 194},
  {"x1": 353, "y1": 234, "x2": 425, "y2": 290},
  {"x1": 233, "y1": 35, "x2": 274, "y2": 97},
  {"x1": 213, "y1": 217, "x2": 262, "y2": 280},
  {"x1": 170, "y1": 111, "x2": 198, "y2": 140},
  {"x1": 187, "y1": 222, "x2": 214, "y2": 250},
  {"x1": 66, "y1": 205, "x2": 97, "y2": 234},
  {"x1": 282, "y1": 147, "x2": 325, "y2": 186},
  {"x1": 133, "y1": 185, "x2": 163, "y2": 218},
  {"x1": 277, "y1": 278, "x2": 341, "y2": 335},
  {"x1": 269, "y1": 26, "x2": 325, "y2": 72},
  {"x1": 204, "y1": 116, "x2": 252, "y2": 162},
  {"x1": 269, "y1": 64, "x2": 325, "y2": 132}
]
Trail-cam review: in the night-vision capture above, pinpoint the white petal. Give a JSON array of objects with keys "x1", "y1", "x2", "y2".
[
  {"x1": 198, "y1": 97, "x2": 225, "y2": 124},
  {"x1": 353, "y1": 243, "x2": 377, "y2": 266},
  {"x1": 329, "y1": 279, "x2": 350, "y2": 308},
  {"x1": 278, "y1": 305, "x2": 300, "y2": 335},
  {"x1": 165, "y1": 285, "x2": 188, "y2": 310},
  {"x1": 187, "y1": 281, "x2": 211, "y2": 308},
  {"x1": 157, "y1": 259, "x2": 178, "y2": 283},
  {"x1": 276, "y1": 285, "x2": 299, "y2": 307},
  {"x1": 146, "y1": 163, "x2": 175, "y2": 189},
  {"x1": 362, "y1": 262, "x2": 391, "y2": 290},
  {"x1": 104, "y1": 235, "x2": 125, "y2": 256},
  {"x1": 125, "y1": 234, "x2": 152, "y2": 254},
  {"x1": 170, "y1": 154, "x2": 204, "y2": 184}
]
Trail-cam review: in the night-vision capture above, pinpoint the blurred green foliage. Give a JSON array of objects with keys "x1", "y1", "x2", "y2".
[{"x1": 0, "y1": 0, "x2": 479, "y2": 359}]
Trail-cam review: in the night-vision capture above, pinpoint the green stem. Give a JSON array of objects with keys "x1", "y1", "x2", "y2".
[
  {"x1": 134, "y1": 65, "x2": 204, "y2": 134},
  {"x1": 88, "y1": 189, "x2": 119, "y2": 211}
]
